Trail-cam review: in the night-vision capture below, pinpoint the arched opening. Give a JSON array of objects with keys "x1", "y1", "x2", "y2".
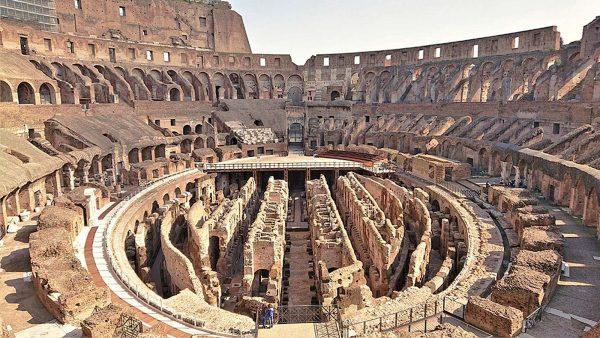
[
  {"x1": 128, "y1": 148, "x2": 140, "y2": 164},
  {"x1": 183, "y1": 125, "x2": 192, "y2": 135},
  {"x1": 206, "y1": 137, "x2": 215, "y2": 149},
  {"x1": 195, "y1": 124, "x2": 203, "y2": 134},
  {"x1": 0, "y1": 81, "x2": 13, "y2": 102},
  {"x1": 154, "y1": 144, "x2": 166, "y2": 159},
  {"x1": 169, "y1": 88, "x2": 181, "y2": 101},
  {"x1": 194, "y1": 137, "x2": 205, "y2": 149},
  {"x1": 39, "y1": 83, "x2": 56, "y2": 104},
  {"x1": 17, "y1": 82, "x2": 35, "y2": 104},
  {"x1": 186, "y1": 182, "x2": 197, "y2": 204},
  {"x1": 175, "y1": 187, "x2": 182, "y2": 198},
  {"x1": 226, "y1": 136, "x2": 238, "y2": 145},
  {"x1": 251, "y1": 269, "x2": 269, "y2": 297},
  {"x1": 142, "y1": 147, "x2": 153, "y2": 161},
  {"x1": 151, "y1": 201, "x2": 160, "y2": 213},
  {"x1": 289, "y1": 123, "x2": 304, "y2": 144},
  {"x1": 288, "y1": 86, "x2": 302, "y2": 105},
  {"x1": 101, "y1": 154, "x2": 113, "y2": 171},
  {"x1": 208, "y1": 236, "x2": 220, "y2": 271},
  {"x1": 331, "y1": 90, "x2": 341, "y2": 101},
  {"x1": 180, "y1": 139, "x2": 192, "y2": 153},
  {"x1": 163, "y1": 193, "x2": 171, "y2": 204},
  {"x1": 431, "y1": 200, "x2": 441, "y2": 212}
]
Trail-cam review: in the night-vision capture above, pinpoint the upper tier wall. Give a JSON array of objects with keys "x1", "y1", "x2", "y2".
[
  {"x1": 53, "y1": 0, "x2": 250, "y2": 53},
  {"x1": 305, "y1": 27, "x2": 560, "y2": 69}
]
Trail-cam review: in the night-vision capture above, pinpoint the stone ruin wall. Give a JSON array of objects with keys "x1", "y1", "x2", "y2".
[
  {"x1": 186, "y1": 177, "x2": 257, "y2": 304},
  {"x1": 240, "y1": 178, "x2": 288, "y2": 309},
  {"x1": 159, "y1": 204, "x2": 207, "y2": 299},
  {"x1": 305, "y1": 175, "x2": 369, "y2": 310},
  {"x1": 335, "y1": 172, "x2": 403, "y2": 297}
]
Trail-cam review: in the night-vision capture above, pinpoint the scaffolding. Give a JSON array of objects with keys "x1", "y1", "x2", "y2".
[{"x1": 0, "y1": 0, "x2": 58, "y2": 31}]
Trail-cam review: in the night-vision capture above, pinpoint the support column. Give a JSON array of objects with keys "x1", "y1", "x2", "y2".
[
  {"x1": 514, "y1": 166, "x2": 521, "y2": 187},
  {"x1": 66, "y1": 166, "x2": 76, "y2": 191},
  {"x1": 0, "y1": 197, "x2": 7, "y2": 233},
  {"x1": 500, "y1": 161, "x2": 509, "y2": 185},
  {"x1": 82, "y1": 165, "x2": 90, "y2": 184},
  {"x1": 284, "y1": 169, "x2": 289, "y2": 183},
  {"x1": 53, "y1": 170, "x2": 62, "y2": 199},
  {"x1": 84, "y1": 188, "x2": 98, "y2": 227},
  {"x1": 569, "y1": 187, "x2": 577, "y2": 213}
]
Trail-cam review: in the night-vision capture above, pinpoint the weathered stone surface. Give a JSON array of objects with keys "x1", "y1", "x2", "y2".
[{"x1": 465, "y1": 296, "x2": 523, "y2": 337}]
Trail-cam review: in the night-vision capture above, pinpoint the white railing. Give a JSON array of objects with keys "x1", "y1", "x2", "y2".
[
  {"x1": 204, "y1": 161, "x2": 393, "y2": 174},
  {"x1": 99, "y1": 169, "x2": 252, "y2": 337}
]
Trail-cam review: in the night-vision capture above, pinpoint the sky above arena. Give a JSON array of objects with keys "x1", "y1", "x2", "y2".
[{"x1": 228, "y1": 0, "x2": 600, "y2": 65}]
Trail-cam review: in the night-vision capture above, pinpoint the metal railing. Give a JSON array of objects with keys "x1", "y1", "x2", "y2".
[
  {"x1": 99, "y1": 169, "x2": 255, "y2": 337},
  {"x1": 339, "y1": 296, "x2": 475, "y2": 337},
  {"x1": 204, "y1": 161, "x2": 393, "y2": 174},
  {"x1": 523, "y1": 305, "x2": 545, "y2": 333},
  {"x1": 274, "y1": 305, "x2": 340, "y2": 325}
]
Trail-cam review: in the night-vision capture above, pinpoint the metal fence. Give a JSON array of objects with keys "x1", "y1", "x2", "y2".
[
  {"x1": 339, "y1": 297, "x2": 471, "y2": 337},
  {"x1": 523, "y1": 305, "x2": 545, "y2": 333},
  {"x1": 275, "y1": 305, "x2": 341, "y2": 325}
]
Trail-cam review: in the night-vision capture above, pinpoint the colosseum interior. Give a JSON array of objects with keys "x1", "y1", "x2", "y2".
[{"x1": 0, "y1": 1, "x2": 599, "y2": 337}]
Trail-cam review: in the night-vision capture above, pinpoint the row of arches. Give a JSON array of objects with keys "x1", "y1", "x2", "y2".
[
  {"x1": 0, "y1": 80, "x2": 58, "y2": 105},
  {"x1": 22, "y1": 58, "x2": 306, "y2": 106}
]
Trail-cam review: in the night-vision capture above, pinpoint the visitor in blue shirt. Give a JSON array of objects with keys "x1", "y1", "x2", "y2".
[{"x1": 262, "y1": 305, "x2": 275, "y2": 329}]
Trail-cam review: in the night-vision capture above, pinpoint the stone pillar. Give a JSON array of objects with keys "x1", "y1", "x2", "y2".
[
  {"x1": 500, "y1": 161, "x2": 509, "y2": 184},
  {"x1": 569, "y1": 187, "x2": 577, "y2": 213},
  {"x1": 284, "y1": 169, "x2": 289, "y2": 182},
  {"x1": 84, "y1": 188, "x2": 98, "y2": 227},
  {"x1": 0, "y1": 197, "x2": 7, "y2": 231},
  {"x1": 65, "y1": 166, "x2": 75, "y2": 191},
  {"x1": 82, "y1": 165, "x2": 90, "y2": 184},
  {"x1": 514, "y1": 166, "x2": 521, "y2": 187},
  {"x1": 138, "y1": 150, "x2": 143, "y2": 164},
  {"x1": 53, "y1": 170, "x2": 62, "y2": 198}
]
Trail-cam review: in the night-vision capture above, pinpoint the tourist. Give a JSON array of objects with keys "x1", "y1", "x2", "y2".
[{"x1": 262, "y1": 305, "x2": 275, "y2": 329}]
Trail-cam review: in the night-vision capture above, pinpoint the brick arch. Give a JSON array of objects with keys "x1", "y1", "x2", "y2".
[{"x1": 17, "y1": 82, "x2": 35, "y2": 104}]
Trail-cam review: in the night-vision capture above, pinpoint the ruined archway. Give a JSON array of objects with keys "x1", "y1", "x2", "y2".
[
  {"x1": 39, "y1": 83, "x2": 56, "y2": 104},
  {"x1": 0, "y1": 81, "x2": 13, "y2": 102},
  {"x1": 331, "y1": 91, "x2": 341, "y2": 101},
  {"x1": 183, "y1": 125, "x2": 192, "y2": 135},
  {"x1": 169, "y1": 88, "x2": 181, "y2": 101},
  {"x1": 17, "y1": 82, "x2": 35, "y2": 104}
]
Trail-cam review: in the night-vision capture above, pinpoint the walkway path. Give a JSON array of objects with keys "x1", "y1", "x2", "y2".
[
  {"x1": 282, "y1": 192, "x2": 315, "y2": 306},
  {"x1": 86, "y1": 171, "x2": 217, "y2": 337},
  {"x1": 523, "y1": 204, "x2": 600, "y2": 337}
]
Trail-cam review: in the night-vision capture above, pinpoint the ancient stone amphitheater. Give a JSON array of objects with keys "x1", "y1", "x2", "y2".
[{"x1": 0, "y1": 1, "x2": 598, "y2": 337}]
